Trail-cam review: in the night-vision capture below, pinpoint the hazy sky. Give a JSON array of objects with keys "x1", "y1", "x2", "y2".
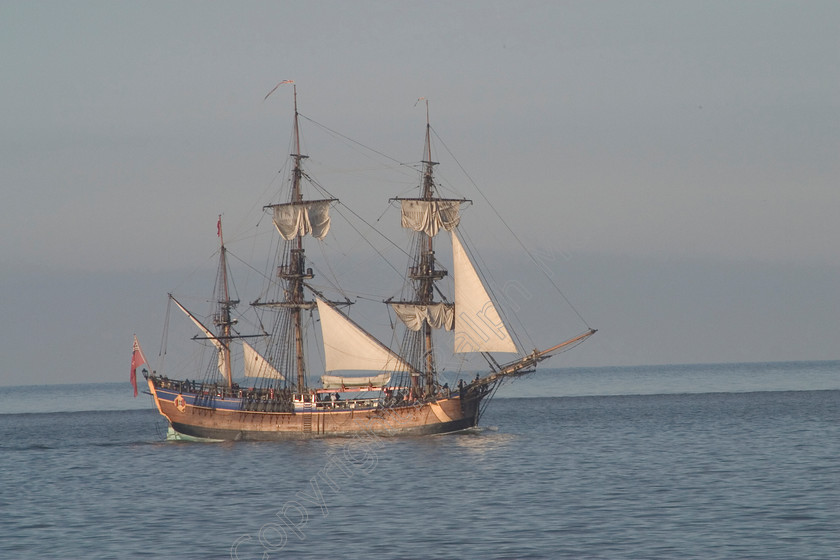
[{"x1": 2, "y1": 1, "x2": 838, "y2": 386}]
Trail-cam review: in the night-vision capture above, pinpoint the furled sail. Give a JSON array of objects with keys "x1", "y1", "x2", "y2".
[
  {"x1": 400, "y1": 199, "x2": 461, "y2": 237},
  {"x1": 242, "y1": 341, "x2": 284, "y2": 380},
  {"x1": 320, "y1": 373, "x2": 391, "y2": 390},
  {"x1": 315, "y1": 298, "x2": 417, "y2": 374},
  {"x1": 451, "y1": 232, "x2": 518, "y2": 354},
  {"x1": 171, "y1": 296, "x2": 232, "y2": 381},
  {"x1": 390, "y1": 302, "x2": 455, "y2": 331},
  {"x1": 272, "y1": 199, "x2": 332, "y2": 240}
]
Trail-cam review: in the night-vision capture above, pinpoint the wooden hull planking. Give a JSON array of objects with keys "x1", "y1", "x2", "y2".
[{"x1": 148, "y1": 378, "x2": 481, "y2": 441}]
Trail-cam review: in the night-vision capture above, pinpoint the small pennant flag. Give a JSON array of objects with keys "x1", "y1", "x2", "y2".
[{"x1": 264, "y1": 80, "x2": 294, "y2": 101}]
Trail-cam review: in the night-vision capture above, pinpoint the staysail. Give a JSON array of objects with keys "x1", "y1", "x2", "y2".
[
  {"x1": 242, "y1": 341, "x2": 284, "y2": 380},
  {"x1": 451, "y1": 231, "x2": 518, "y2": 354},
  {"x1": 315, "y1": 297, "x2": 417, "y2": 374}
]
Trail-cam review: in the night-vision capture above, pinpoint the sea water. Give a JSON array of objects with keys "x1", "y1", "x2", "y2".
[{"x1": 1, "y1": 361, "x2": 838, "y2": 559}]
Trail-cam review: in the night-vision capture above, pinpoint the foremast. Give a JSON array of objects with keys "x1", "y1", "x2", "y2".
[
  {"x1": 390, "y1": 102, "x2": 597, "y2": 397},
  {"x1": 418, "y1": 104, "x2": 439, "y2": 396},
  {"x1": 390, "y1": 101, "x2": 463, "y2": 397}
]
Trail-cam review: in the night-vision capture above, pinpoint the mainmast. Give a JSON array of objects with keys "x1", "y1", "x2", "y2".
[
  {"x1": 290, "y1": 86, "x2": 308, "y2": 392},
  {"x1": 259, "y1": 83, "x2": 334, "y2": 394}
]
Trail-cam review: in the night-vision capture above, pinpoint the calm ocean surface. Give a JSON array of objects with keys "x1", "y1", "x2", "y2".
[{"x1": 1, "y1": 361, "x2": 838, "y2": 559}]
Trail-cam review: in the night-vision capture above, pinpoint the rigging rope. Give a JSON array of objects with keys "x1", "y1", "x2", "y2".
[
  {"x1": 430, "y1": 126, "x2": 592, "y2": 330},
  {"x1": 300, "y1": 113, "x2": 407, "y2": 168}
]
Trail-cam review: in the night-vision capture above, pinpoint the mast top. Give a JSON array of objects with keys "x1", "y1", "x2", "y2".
[{"x1": 421, "y1": 98, "x2": 438, "y2": 169}]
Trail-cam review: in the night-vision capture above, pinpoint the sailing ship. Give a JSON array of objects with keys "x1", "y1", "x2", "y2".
[{"x1": 134, "y1": 86, "x2": 596, "y2": 440}]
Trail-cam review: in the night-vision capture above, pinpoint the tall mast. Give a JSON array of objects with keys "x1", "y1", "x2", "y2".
[
  {"x1": 258, "y1": 83, "x2": 337, "y2": 396},
  {"x1": 214, "y1": 216, "x2": 237, "y2": 388},
  {"x1": 290, "y1": 85, "x2": 307, "y2": 392},
  {"x1": 419, "y1": 101, "x2": 438, "y2": 395},
  {"x1": 390, "y1": 101, "x2": 448, "y2": 396},
  {"x1": 389, "y1": 102, "x2": 472, "y2": 397},
  {"x1": 387, "y1": 101, "x2": 464, "y2": 397}
]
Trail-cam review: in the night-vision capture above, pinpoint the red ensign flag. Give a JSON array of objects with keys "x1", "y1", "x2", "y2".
[{"x1": 130, "y1": 335, "x2": 148, "y2": 397}]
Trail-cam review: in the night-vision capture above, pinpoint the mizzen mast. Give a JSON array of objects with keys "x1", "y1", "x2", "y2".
[{"x1": 213, "y1": 216, "x2": 238, "y2": 388}]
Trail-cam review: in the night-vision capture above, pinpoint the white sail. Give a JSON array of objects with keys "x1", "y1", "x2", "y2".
[
  {"x1": 315, "y1": 298, "x2": 417, "y2": 374},
  {"x1": 451, "y1": 231, "x2": 518, "y2": 354},
  {"x1": 320, "y1": 373, "x2": 391, "y2": 389},
  {"x1": 171, "y1": 296, "x2": 232, "y2": 381},
  {"x1": 390, "y1": 302, "x2": 455, "y2": 331},
  {"x1": 400, "y1": 199, "x2": 461, "y2": 237},
  {"x1": 242, "y1": 341, "x2": 285, "y2": 380},
  {"x1": 272, "y1": 199, "x2": 332, "y2": 240}
]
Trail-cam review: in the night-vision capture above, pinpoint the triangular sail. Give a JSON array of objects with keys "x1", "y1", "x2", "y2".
[
  {"x1": 242, "y1": 341, "x2": 285, "y2": 380},
  {"x1": 451, "y1": 231, "x2": 518, "y2": 354},
  {"x1": 315, "y1": 298, "x2": 417, "y2": 373},
  {"x1": 171, "y1": 296, "x2": 232, "y2": 381}
]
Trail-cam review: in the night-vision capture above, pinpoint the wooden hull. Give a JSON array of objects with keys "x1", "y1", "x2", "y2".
[{"x1": 148, "y1": 378, "x2": 483, "y2": 441}]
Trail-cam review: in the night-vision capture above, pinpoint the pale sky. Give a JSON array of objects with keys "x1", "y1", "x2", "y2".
[{"x1": 2, "y1": 1, "x2": 838, "y2": 386}]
